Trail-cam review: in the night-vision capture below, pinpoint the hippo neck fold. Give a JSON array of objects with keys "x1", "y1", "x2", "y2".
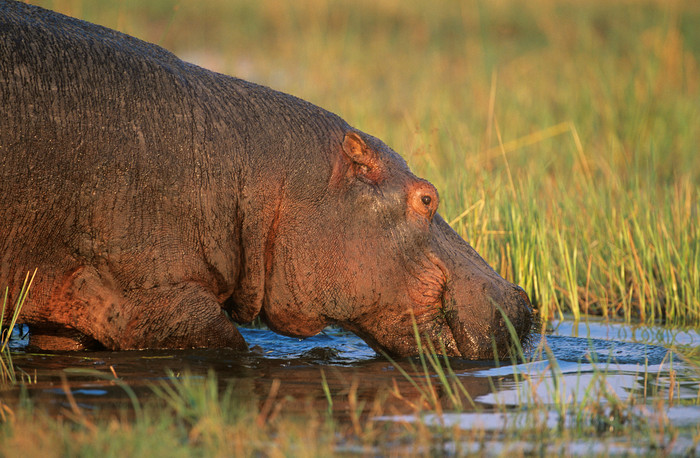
[{"x1": 217, "y1": 82, "x2": 349, "y2": 335}]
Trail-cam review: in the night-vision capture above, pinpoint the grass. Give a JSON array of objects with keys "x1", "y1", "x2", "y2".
[
  {"x1": 0, "y1": 270, "x2": 36, "y2": 386},
  {"x1": 1, "y1": 270, "x2": 36, "y2": 422}
]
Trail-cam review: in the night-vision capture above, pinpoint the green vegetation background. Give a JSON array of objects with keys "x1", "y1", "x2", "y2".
[{"x1": 30, "y1": 0, "x2": 700, "y2": 326}]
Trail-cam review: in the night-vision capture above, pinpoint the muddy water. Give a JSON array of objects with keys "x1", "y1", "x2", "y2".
[
  {"x1": 2, "y1": 318, "x2": 700, "y2": 445},
  {"x1": 2, "y1": 326, "x2": 497, "y2": 417}
]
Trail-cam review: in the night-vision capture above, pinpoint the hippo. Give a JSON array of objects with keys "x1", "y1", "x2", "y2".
[{"x1": 0, "y1": 0, "x2": 532, "y2": 359}]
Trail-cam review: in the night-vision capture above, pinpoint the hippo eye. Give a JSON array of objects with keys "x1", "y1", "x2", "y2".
[{"x1": 421, "y1": 195, "x2": 432, "y2": 206}]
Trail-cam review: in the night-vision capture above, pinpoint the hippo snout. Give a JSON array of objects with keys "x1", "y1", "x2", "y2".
[{"x1": 442, "y1": 264, "x2": 534, "y2": 360}]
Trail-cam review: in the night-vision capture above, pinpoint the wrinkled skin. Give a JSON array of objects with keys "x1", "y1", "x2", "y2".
[{"x1": 0, "y1": 1, "x2": 532, "y2": 359}]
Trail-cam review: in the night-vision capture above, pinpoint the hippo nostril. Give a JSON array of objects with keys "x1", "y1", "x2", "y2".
[{"x1": 421, "y1": 195, "x2": 431, "y2": 206}]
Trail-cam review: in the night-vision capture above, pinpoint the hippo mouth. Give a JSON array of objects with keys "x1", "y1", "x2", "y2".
[
  {"x1": 441, "y1": 285, "x2": 534, "y2": 359},
  {"x1": 392, "y1": 245, "x2": 535, "y2": 360}
]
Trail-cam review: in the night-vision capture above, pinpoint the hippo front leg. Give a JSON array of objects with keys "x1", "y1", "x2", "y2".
[
  {"x1": 119, "y1": 284, "x2": 249, "y2": 350},
  {"x1": 30, "y1": 265, "x2": 248, "y2": 351}
]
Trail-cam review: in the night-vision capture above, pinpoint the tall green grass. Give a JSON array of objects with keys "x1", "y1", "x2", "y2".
[{"x1": 29, "y1": 0, "x2": 700, "y2": 327}]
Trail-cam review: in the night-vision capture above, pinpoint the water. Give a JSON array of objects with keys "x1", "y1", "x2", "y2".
[
  {"x1": 3, "y1": 318, "x2": 700, "y2": 454},
  {"x1": 378, "y1": 318, "x2": 700, "y2": 455}
]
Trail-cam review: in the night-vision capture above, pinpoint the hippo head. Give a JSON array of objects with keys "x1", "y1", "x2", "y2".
[{"x1": 233, "y1": 129, "x2": 533, "y2": 360}]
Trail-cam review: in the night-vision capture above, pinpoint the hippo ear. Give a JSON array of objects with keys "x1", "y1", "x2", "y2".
[{"x1": 342, "y1": 132, "x2": 380, "y2": 181}]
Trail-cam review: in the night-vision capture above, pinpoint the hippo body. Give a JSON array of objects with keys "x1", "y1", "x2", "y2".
[{"x1": 0, "y1": 0, "x2": 532, "y2": 358}]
